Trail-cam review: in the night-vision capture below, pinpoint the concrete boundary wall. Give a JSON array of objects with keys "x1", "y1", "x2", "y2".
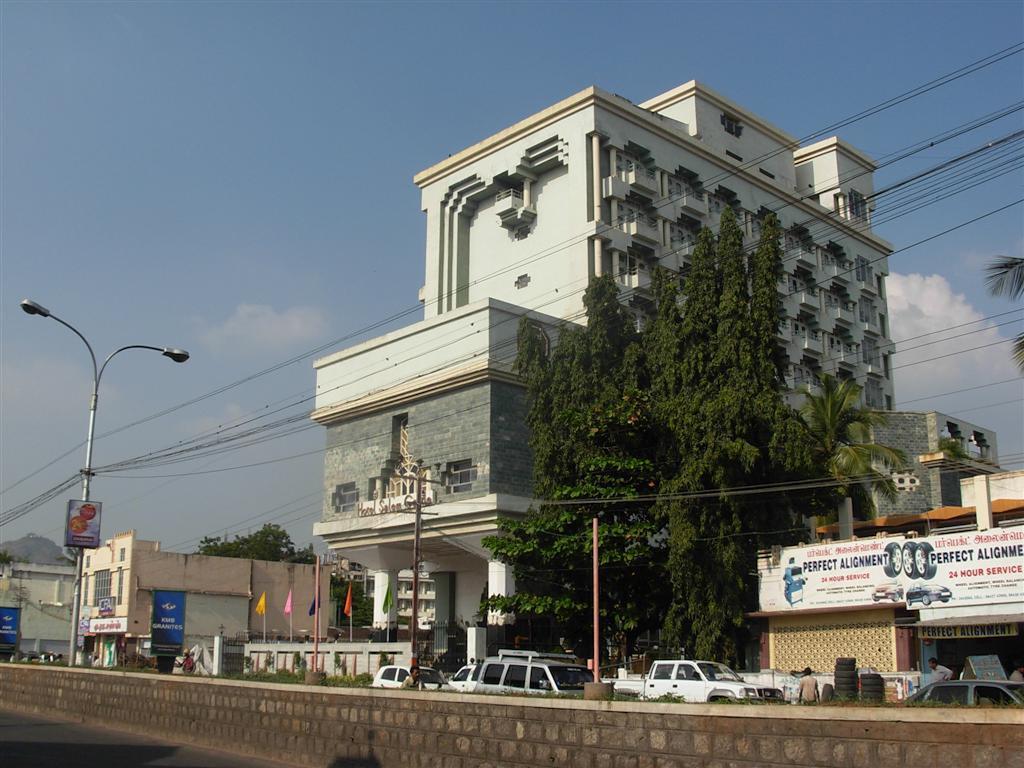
[{"x1": 1, "y1": 665, "x2": 1021, "y2": 768}]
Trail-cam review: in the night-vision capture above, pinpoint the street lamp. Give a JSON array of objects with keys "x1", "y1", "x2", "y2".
[
  {"x1": 20, "y1": 298, "x2": 189, "y2": 665},
  {"x1": 402, "y1": 462, "x2": 445, "y2": 665}
]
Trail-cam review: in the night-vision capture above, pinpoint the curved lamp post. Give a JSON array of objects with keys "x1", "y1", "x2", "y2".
[{"x1": 20, "y1": 298, "x2": 189, "y2": 664}]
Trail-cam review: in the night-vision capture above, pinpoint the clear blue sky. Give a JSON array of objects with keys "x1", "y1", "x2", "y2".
[{"x1": 2, "y1": 1, "x2": 1022, "y2": 551}]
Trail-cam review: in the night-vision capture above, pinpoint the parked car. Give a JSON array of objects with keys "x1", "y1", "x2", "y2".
[
  {"x1": 447, "y1": 663, "x2": 481, "y2": 693},
  {"x1": 871, "y1": 583, "x2": 904, "y2": 603},
  {"x1": 906, "y1": 584, "x2": 952, "y2": 606},
  {"x1": 371, "y1": 665, "x2": 449, "y2": 690},
  {"x1": 470, "y1": 649, "x2": 593, "y2": 695},
  {"x1": 906, "y1": 680, "x2": 1024, "y2": 706},
  {"x1": 613, "y1": 660, "x2": 783, "y2": 702}
]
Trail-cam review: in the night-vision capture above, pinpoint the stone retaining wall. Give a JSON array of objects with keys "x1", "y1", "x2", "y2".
[{"x1": 1, "y1": 665, "x2": 1021, "y2": 768}]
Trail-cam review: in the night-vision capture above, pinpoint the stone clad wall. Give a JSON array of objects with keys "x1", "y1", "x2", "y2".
[{"x1": 2, "y1": 665, "x2": 1022, "y2": 768}]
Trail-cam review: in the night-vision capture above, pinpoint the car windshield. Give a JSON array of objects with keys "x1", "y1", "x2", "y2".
[
  {"x1": 419, "y1": 669, "x2": 445, "y2": 685},
  {"x1": 548, "y1": 665, "x2": 594, "y2": 690},
  {"x1": 697, "y1": 663, "x2": 743, "y2": 682}
]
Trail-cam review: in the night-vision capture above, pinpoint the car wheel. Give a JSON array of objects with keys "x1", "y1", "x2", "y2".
[
  {"x1": 915, "y1": 542, "x2": 936, "y2": 580},
  {"x1": 902, "y1": 542, "x2": 919, "y2": 580},
  {"x1": 883, "y1": 542, "x2": 903, "y2": 578},
  {"x1": 922, "y1": 595, "x2": 931, "y2": 606}
]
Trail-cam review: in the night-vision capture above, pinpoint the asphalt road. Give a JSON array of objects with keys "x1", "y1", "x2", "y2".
[{"x1": 0, "y1": 709, "x2": 295, "y2": 768}]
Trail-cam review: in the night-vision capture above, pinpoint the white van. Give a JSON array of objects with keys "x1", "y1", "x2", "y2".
[{"x1": 470, "y1": 649, "x2": 593, "y2": 695}]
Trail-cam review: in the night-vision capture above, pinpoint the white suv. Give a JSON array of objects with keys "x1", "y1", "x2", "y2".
[{"x1": 470, "y1": 649, "x2": 593, "y2": 695}]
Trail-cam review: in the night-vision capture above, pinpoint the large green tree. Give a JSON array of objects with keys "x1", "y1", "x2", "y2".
[
  {"x1": 654, "y1": 209, "x2": 806, "y2": 662},
  {"x1": 483, "y1": 276, "x2": 669, "y2": 659},
  {"x1": 196, "y1": 524, "x2": 315, "y2": 563},
  {"x1": 985, "y1": 255, "x2": 1024, "y2": 370},
  {"x1": 797, "y1": 374, "x2": 906, "y2": 519}
]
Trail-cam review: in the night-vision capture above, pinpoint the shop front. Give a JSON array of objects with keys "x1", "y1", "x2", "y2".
[
  {"x1": 757, "y1": 526, "x2": 1024, "y2": 676},
  {"x1": 88, "y1": 616, "x2": 128, "y2": 667},
  {"x1": 915, "y1": 615, "x2": 1022, "y2": 682}
]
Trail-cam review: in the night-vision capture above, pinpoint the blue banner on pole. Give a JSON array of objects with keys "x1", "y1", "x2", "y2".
[
  {"x1": 150, "y1": 590, "x2": 186, "y2": 656},
  {"x1": 0, "y1": 606, "x2": 21, "y2": 651}
]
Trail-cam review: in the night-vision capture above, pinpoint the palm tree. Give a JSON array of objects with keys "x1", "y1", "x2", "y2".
[
  {"x1": 798, "y1": 375, "x2": 906, "y2": 525},
  {"x1": 985, "y1": 256, "x2": 1024, "y2": 371}
]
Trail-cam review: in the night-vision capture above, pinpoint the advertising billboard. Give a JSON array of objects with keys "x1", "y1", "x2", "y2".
[
  {"x1": 64, "y1": 499, "x2": 102, "y2": 549},
  {"x1": 150, "y1": 590, "x2": 186, "y2": 656},
  {"x1": 0, "y1": 606, "x2": 20, "y2": 651},
  {"x1": 760, "y1": 528, "x2": 1024, "y2": 613}
]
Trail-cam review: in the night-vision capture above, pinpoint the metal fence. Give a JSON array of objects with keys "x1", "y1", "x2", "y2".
[{"x1": 222, "y1": 641, "x2": 245, "y2": 676}]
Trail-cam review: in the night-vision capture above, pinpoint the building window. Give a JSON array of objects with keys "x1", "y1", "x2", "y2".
[
  {"x1": 85, "y1": 556, "x2": 90, "y2": 568},
  {"x1": 331, "y1": 482, "x2": 358, "y2": 514},
  {"x1": 116, "y1": 569, "x2": 124, "y2": 605},
  {"x1": 83, "y1": 575, "x2": 89, "y2": 606},
  {"x1": 848, "y1": 189, "x2": 868, "y2": 222},
  {"x1": 94, "y1": 569, "x2": 111, "y2": 604},
  {"x1": 721, "y1": 114, "x2": 743, "y2": 137},
  {"x1": 725, "y1": 150, "x2": 743, "y2": 162},
  {"x1": 118, "y1": 547, "x2": 125, "y2": 563},
  {"x1": 447, "y1": 460, "x2": 478, "y2": 493},
  {"x1": 515, "y1": 274, "x2": 530, "y2": 289},
  {"x1": 854, "y1": 256, "x2": 873, "y2": 283}
]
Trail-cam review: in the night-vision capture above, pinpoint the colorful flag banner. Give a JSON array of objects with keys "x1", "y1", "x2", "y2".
[
  {"x1": 382, "y1": 582, "x2": 393, "y2": 613},
  {"x1": 283, "y1": 589, "x2": 293, "y2": 615},
  {"x1": 255, "y1": 591, "x2": 266, "y2": 616},
  {"x1": 343, "y1": 582, "x2": 353, "y2": 618}
]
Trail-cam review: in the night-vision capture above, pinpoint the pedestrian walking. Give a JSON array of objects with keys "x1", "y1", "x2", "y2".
[{"x1": 798, "y1": 667, "x2": 819, "y2": 702}]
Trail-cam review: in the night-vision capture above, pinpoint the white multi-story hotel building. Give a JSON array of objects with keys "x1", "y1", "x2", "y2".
[{"x1": 312, "y1": 81, "x2": 898, "y2": 655}]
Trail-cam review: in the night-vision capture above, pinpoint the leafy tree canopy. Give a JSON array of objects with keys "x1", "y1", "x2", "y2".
[
  {"x1": 196, "y1": 524, "x2": 315, "y2": 563},
  {"x1": 483, "y1": 276, "x2": 670, "y2": 659}
]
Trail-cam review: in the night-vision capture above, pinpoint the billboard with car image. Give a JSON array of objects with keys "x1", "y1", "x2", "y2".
[{"x1": 759, "y1": 528, "x2": 1023, "y2": 612}]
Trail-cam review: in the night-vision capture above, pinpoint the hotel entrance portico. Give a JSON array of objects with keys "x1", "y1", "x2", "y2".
[{"x1": 311, "y1": 300, "x2": 563, "y2": 655}]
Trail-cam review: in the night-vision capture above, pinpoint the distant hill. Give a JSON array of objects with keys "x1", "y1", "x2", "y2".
[{"x1": 1, "y1": 534, "x2": 69, "y2": 564}]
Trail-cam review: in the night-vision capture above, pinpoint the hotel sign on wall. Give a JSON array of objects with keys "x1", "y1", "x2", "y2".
[
  {"x1": 357, "y1": 486, "x2": 436, "y2": 517},
  {"x1": 759, "y1": 527, "x2": 1024, "y2": 612}
]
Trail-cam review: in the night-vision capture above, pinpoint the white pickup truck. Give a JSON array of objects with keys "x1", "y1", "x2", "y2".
[{"x1": 612, "y1": 660, "x2": 784, "y2": 702}]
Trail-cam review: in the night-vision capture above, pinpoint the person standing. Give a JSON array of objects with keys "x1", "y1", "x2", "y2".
[
  {"x1": 1009, "y1": 660, "x2": 1024, "y2": 682},
  {"x1": 798, "y1": 667, "x2": 819, "y2": 702},
  {"x1": 401, "y1": 665, "x2": 421, "y2": 690},
  {"x1": 928, "y1": 657, "x2": 952, "y2": 681}
]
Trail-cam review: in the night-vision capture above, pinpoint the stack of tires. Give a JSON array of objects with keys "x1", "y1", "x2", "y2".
[
  {"x1": 834, "y1": 657, "x2": 858, "y2": 699},
  {"x1": 860, "y1": 672, "x2": 885, "y2": 702}
]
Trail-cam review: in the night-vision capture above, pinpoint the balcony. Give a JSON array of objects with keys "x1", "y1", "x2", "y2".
[
  {"x1": 798, "y1": 290, "x2": 819, "y2": 312},
  {"x1": 794, "y1": 247, "x2": 817, "y2": 271},
  {"x1": 826, "y1": 301, "x2": 855, "y2": 327},
  {"x1": 620, "y1": 213, "x2": 660, "y2": 244},
  {"x1": 668, "y1": 187, "x2": 708, "y2": 219},
  {"x1": 602, "y1": 175, "x2": 630, "y2": 200},
  {"x1": 495, "y1": 189, "x2": 536, "y2": 232},
  {"x1": 615, "y1": 262, "x2": 652, "y2": 296},
  {"x1": 802, "y1": 330, "x2": 823, "y2": 355},
  {"x1": 625, "y1": 166, "x2": 659, "y2": 196},
  {"x1": 822, "y1": 259, "x2": 850, "y2": 284}
]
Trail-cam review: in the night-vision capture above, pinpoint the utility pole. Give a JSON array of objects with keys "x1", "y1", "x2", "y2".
[
  {"x1": 410, "y1": 466, "x2": 423, "y2": 665},
  {"x1": 592, "y1": 517, "x2": 599, "y2": 678}
]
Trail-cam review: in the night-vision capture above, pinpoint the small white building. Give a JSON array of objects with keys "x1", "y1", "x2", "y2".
[
  {"x1": 313, "y1": 80, "x2": 898, "y2": 659},
  {"x1": 0, "y1": 560, "x2": 74, "y2": 656}
]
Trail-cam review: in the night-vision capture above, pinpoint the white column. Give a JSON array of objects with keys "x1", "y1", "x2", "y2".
[
  {"x1": 591, "y1": 134, "x2": 602, "y2": 223},
  {"x1": 487, "y1": 560, "x2": 515, "y2": 625},
  {"x1": 973, "y1": 475, "x2": 993, "y2": 531},
  {"x1": 593, "y1": 238, "x2": 604, "y2": 278},
  {"x1": 523, "y1": 178, "x2": 533, "y2": 208},
  {"x1": 212, "y1": 635, "x2": 224, "y2": 676},
  {"x1": 373, "y1": 569, "x2": 398, "y2": 629}
]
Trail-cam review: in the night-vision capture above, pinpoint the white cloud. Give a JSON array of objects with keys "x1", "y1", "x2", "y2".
[
  {"x1": 197, "y1": 304, "x2": 329, "y2": 355},
  {"x1": 887, "y1": 272, "x2": 1021, "y2": 429}
]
